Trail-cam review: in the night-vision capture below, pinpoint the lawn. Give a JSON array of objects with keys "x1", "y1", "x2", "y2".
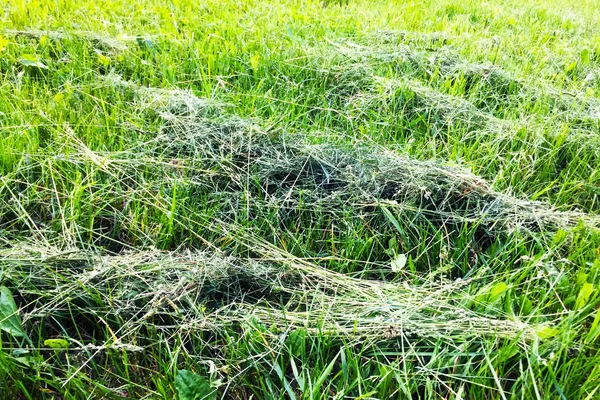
[{"x1": 0, "y1": 0, "x2": 599, "y2": 398}]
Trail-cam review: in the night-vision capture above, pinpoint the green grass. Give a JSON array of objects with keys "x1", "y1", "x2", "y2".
[{"x1": 1, "y1": 0, "x2": 600, "y2": 398}]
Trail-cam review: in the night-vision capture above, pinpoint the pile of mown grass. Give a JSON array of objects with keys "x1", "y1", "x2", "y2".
[
  {"x1": 3, "y1": 81, "x2": 595, "y2": 249},
  {"x1": 1, "y1": 81, "x2": 599, "y2": 398}
]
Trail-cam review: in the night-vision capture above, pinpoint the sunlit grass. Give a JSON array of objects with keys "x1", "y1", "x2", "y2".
[{"x1": 1, "y1": 0, "x2": 599, "y2": 398}]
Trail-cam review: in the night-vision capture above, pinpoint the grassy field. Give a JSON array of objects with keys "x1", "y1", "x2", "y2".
[{"x1": 1, "y1": 0, "x2": 600, "y2": 398}]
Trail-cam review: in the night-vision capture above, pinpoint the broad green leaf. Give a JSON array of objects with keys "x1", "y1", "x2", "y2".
[
  {"x1": 536, "y1": 325, "x2": 560, "y2": 339},
  {"x1": 476, "y1": 282, "x2": 509, "y2": 304},
  {"x1": 581, "y1": 48, "x2": 591, "y2": 65},
  {"x1": 97, "y1": 53, "x2": 110, "y2": 67},
  {"x1": 564, "y1": 61, "x2": 577, "y2": 73},
  {"x1": 12, "y1": 348, "x2": 29, "y2": 356},
  {"x1": 0, "y1": 286, "x2": 26, "y2": 338},
  {"x1": 391, "y1": 254, "x2": 407, "y2": 272},
  {"x1": 175, "y1": 370, "x2": 217, "y2": 400},
  {"x1": 13, "y1": 356, "x2": 32, "y2": 367},
  {"x1": 44, "y1": 338, "x2": 69, "y2": 349},
  {"x1": 247, "y1": 316, "x2": 267, "y2": 333},
  {"x1": 53, "y1": 92, "x2": 65, "y2": 104},
  {"x1": 576, "y1": 282, "x2": 594, "y2": 310},
  {"x1": 552, "y1": 229, "x2": 567, "y2": 245},
  {"x1": 285, "y1": 329, "x2": 306, "y2": 355},
  {"x1": 136, "y1": 36, "x2": 154, "y2": 50},
  {"x1": 19, "y1": 54, "x2": 48, "y2": 69},
  {"x1": 488, "y1": 282, "x2": 508, "y2": 302},
  {"x1": 520, "y1": 295, "x2": 532, "y2": 314}
]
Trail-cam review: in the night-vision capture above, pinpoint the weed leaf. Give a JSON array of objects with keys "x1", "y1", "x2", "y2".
[
  {"x1": 0, "y1": 286, "x2": 26, "y2": 338},
  {"x1": 576, "y1": 282, "x2": 595, "y2": 310},
  {"x1": 175, "y1": 370, "x2": 217, "y2": 400},
  {"x1": 536, "y1": 325, "x2": 560, "y2": 339},
  {"x1": 18, "y1": 54, "x2": 48, "y2": 69},
  {"x1": 391, "y1": 254, "x2": 407, "y2": 272},
  {"x1": 488, "y1": 282, "x2": 508, "y2": 302}
]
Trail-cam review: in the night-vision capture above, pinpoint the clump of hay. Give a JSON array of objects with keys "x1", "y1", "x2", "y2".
[
  {"x1": 1, "y1": 242, "x2": 540, "y2": 347},
  {"x1": 150, "y1": 87, "x2": 597, "y2": 233},
  {"x1": 1, "y1": 79, "x2": 596, "y2": 255}
]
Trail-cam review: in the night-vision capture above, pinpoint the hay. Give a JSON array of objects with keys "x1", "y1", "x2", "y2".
[
  {"x1": 149, "y1": 87, "x2": 598, "y2": 233},
  {"x1": 1, "y1": 243, "x2": 538, "y2": 346},
  {"x1": 4, "y1": 29, "x2": 131, "y2": 54},
  {"x1": 1, "y1": 79, "x2": 596, "y2": 256},
  {"x1": 334, "y1": 37, "x2": 600, "y2": 129}
]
